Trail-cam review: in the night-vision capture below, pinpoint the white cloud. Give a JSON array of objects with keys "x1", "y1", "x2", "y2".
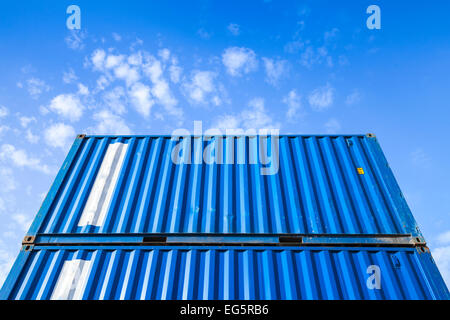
[
  {"x1": 222, "y1": 47, "x2": 258, "y2": 77},
  {"x1": 105, "y1": 54, "x2": 125, "y2": 69},
  {"x1": 227, "y1": 23, "x2": 240, "y2": 36},
  {"x1": 103, "y1": 86, "x2": 127, "y2": 115},
  {"x1": 300, "y1": 46, "x2": 330, "y2": 68},
  {"x1": 243, "y1": 98, "x2": 277, "y2": 129},
  {"x1": 183, "y1": 71, "x2": 221, "y2": 106},
  {"x1": 130, "y1": 37, "x2": 144, "y2": 49},
  {"x1": 91, "y1": 110, "x2": 132, "y2": 135},
  {"x1": 0, "y1": 125, "x2": 9, "y2": 137},
  {"x1": 20, "y1": 64, "x2": 35, "y2": 74},
  {"x1": 283, "y1": 89, "x2": 303, "y2": 120},
  {"x1": 112, "y1": 32, "x2": 122, "y2": 42},
  {"x1": 324, "y1": 28, "x2": 340, "y2": 42},
  {"x1": 141, "y1": 55, "x2": 181, "y2": 117},
  {"x1": 213, "y1": 97, "x2": 279, "y2": 133},
  {"x1": 39, "y1": 105, "x2": 49, "y2": 115},
  {"x1": 168, "y1": 56, "x2": 182, "y2": 84},
  {"x1": 213, "y1": 114, "x2": 241, "y2": 132},
  {"x1": 186, "y1": 72, "x2": 213, "y2": 102},
  {"x1": 152, "y1": 79, "x2": 181, "y2": 117},
  {"x1": 128, "y1": 82, "x2": 154, "y2": 117},
  {"x1": 77, "y1": 83, "x2": 89, "y2": 96},
  {"x1": 0, "y1": 107, "x2": 8, "y2": 135},
  {"x1": 48, "y1": 94, "x2": 84, "y2": 122},
  {"x1": 44, "y1": 123, "x2": 76, "y2": 150},
  {"x1": 19, "y1": 116, "x2": 36, "y2": 128},
  {"x1": 284, "y1": 40, "x2": 305, "y2": 54},
  {"x1": 0, "y1": 106, "x2": 9, "y2": 118},
  {"x1": 142, "y1": 56, "x2": 163, "y2": 82},
  {"x1": 345, "y1": 89, "x2": 361, "y2": 105},
  {"x1": 65, "y1": 30, "x2": 86, "y2": 50},
  {"x1": 169, "y1": 64, "x2": 182, "y2": 84},
  {"x1": 0, "y1": 144, "x2": 51, "y2": 174},
  {"x1": 292, "y1": 27, "x2": 339, "y2": 69},
  {"x1": 308, "y1": 84, "x2": 335, "y2": 111},
  {"x1": 92, "y1": 49, "x2": 107, "y2": 71},
  {"x1": 11, "y1": 213, "x2": 33, "y2": 231},
  {"x1": 25, "y1": 129, "x2": 39, "y2": 144},
  {"x1": 113, "y1": 63, "x2": 140, "y2": 86},
  {"x1": 197, "y1": 28, "x2": 212, "y2": 39},
  {"x1": 63, "y1": 68, "x2": 78, "y2": 84},
  {"x1": 262, "y1": 58, "x2": 288, "y2": 85},
  {"x1": 158, "y1": 48, "x2": 171, "y2": 62},
  {"x1": 128, "y1": 52, "x2": 143, "y2": 66},
  {"x1": 96, "y1": 75, "x2": 109, "y2": 91},
  {"x1": 0, "y1": 247, "x2": 16, "y2": 288},
  {"x1": 26, "y1": 78, "x2": 50, "y2": 99},
  {"x1": 325, "y1": 118, "x2": 341, "y2": 134},
  {"x1": 433, "y1": 246, "x2": 450, "y2": 288},
  {"x1": 90, "y1": 48, "x2": 182, "y2": 120},
  {"x1": 438, "y1": 231, "x2": 450, "y2": 244},
  {"x1": 0, "y1": 167, "x2": 16, "y2": 192}
]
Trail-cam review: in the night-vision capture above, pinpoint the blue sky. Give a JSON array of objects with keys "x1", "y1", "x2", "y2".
[{"x1": 0, "y1": 0, "x2": 449, "y2": 287}]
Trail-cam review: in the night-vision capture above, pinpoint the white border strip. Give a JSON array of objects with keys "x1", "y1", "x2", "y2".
[
  {"x1": 78, "y1": 142, "x2": 129, "y2": 227},
  {"x1": 51, "y1": 259, "x2": 93, "y2": 300}
]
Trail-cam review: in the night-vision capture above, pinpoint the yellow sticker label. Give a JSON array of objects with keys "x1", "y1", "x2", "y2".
[{"x1": 357, "y1": 167, "x2": 365, "y2": 175}]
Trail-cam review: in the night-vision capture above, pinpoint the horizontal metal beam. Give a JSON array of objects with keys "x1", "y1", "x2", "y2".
[{"x1": 26, "y1": 233, "x2": 425, "y2": 249}]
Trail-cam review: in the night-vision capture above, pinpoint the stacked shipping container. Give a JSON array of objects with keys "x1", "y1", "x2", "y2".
[{"x1": 1, "y1": 134, "x2": 448, "y2": 300}]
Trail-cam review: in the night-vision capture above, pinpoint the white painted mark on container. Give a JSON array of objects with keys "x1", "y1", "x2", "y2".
[
  {"x1": 78, "y1": 142, "x2": 129, "y2": 227},
  {"x1": 51, "y1": 259, "x2": 93, "y2": 300}
]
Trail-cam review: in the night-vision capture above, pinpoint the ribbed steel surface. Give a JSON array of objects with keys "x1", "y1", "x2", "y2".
[
  {"x1": 5, "y1": 246, "x2": 448, "y2": 300},
  {"x1": 36, "y1": 135, "x2": 418, "y2": 235}
]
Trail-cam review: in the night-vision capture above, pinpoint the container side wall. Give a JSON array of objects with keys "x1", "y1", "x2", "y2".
[
  {"x1": 36, "y1": 135, "x2": 417, "y2": 235},
  {"x1": 3, "y1": 246, "x2": 449, "y2": 300}
]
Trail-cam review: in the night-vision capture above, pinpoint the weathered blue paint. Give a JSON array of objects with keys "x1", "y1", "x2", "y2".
[
  {"x1": 32, "y1": 135, "x2": 422, "y2": 235},
  {"x1": 0, "y1": 248, "x2": 31, "y2": 300},
  {"x1": 2, "y1": 134, "x2": 447, "y2": 300},
  {"x1": 1, "y1": 246, "x2": 448, "y2": 300}
]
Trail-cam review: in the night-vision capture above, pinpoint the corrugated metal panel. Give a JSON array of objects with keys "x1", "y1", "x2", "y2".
[
  {"x1": 33, "y1": 135, "x2": 418, "y2": 235},
  {"x1": 4, "y1": 134, "x2": 445, "y2": 301},
  {"x1": 3, "y1": 246, "x2": 448, "y2": 300}
]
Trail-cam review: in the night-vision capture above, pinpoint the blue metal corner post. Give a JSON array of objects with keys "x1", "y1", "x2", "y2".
[
  {"x1": 364, "y1": 134, "x2": 423, "y2": 238},
  {"x1": 0, "y1": 247, "x2": 31, "y2": 300},
  {"x1": 416, "y1": 248, "x2": 450, "y2": 299}
]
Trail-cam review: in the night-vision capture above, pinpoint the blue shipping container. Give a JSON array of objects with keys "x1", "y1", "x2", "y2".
[
  {"x1": 27, "y1": 135, "x2": 422, "y2": 236},
  {"x1": 1, "y1": 246, "x2": 448, "y2": 300},
  {"x1": 2, "y1": 134, "x2": 448, "y2": 300}
]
